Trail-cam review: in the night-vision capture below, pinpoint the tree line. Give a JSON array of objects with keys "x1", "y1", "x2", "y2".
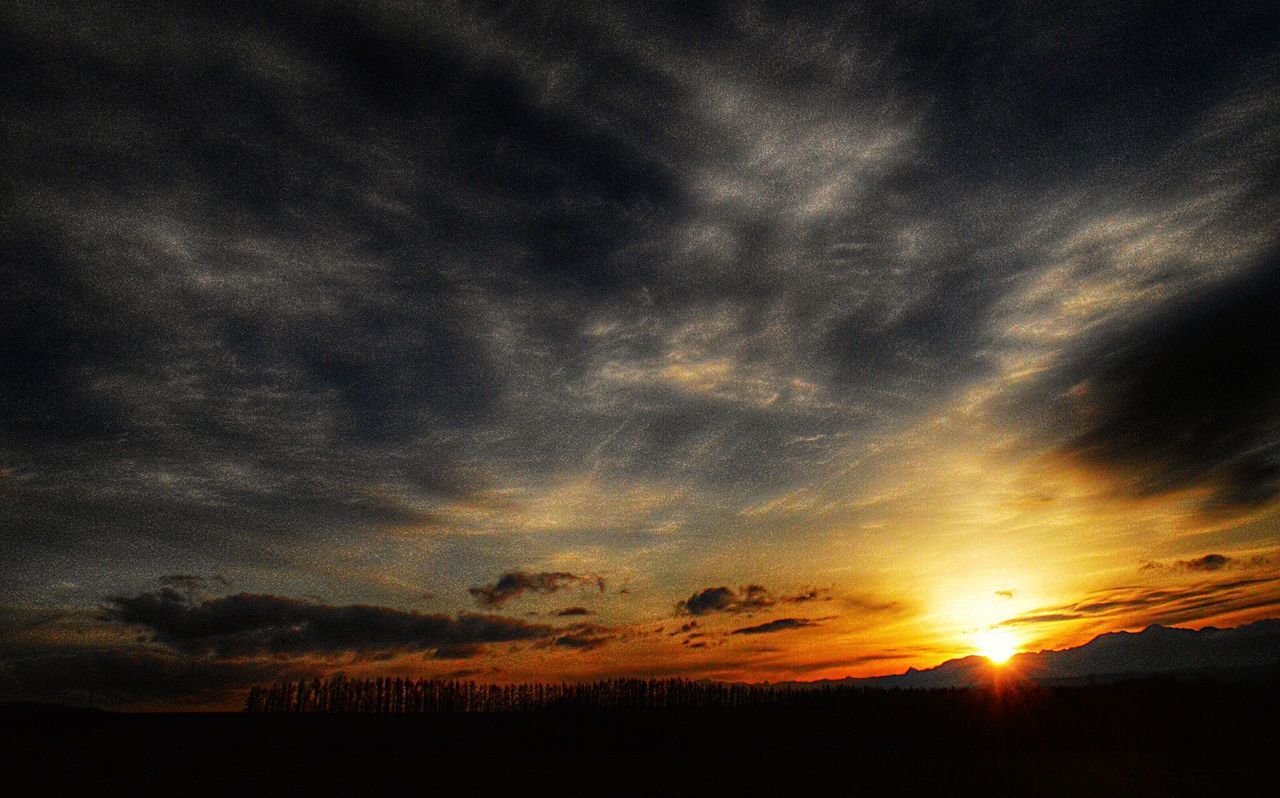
[{"x1": 244, "y1": 676, "x2": 887, "y2": 713}]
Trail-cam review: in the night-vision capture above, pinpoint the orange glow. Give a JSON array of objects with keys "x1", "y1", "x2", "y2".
[{"x1": 973, "y1": 628, "x2": 1019, "y2": 664}]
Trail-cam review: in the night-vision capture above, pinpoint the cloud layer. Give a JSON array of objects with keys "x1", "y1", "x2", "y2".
[{"x1": 107, "y1": 589, "x2": 554, "y2": 657}]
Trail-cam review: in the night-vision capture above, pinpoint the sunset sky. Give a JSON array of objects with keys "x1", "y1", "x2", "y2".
[{"x1": 3, "y1": 1, "x2": 1280, "y2": 708}]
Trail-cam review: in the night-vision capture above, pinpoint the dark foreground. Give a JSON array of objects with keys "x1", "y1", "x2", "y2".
[{"x1": 3, "y1": 682, "x2": 1277, "y2": 796}]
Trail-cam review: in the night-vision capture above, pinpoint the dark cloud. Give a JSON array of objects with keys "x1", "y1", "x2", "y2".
[
  {"x1": 995, "y1": 590, "x2": 1015, "y2": 599},
  {"x1": 676, "y1": 585, "x2": 836, "y2": 616},
  {"x1": 552, "y1": 607, "x2": 592, "y2": 617},
  {"x1": 106, "y1": 589, "x2": 554, "y2": 657},
  {"x1": 2, "y1": 2, "x2": 511, "y2": 544},
  {"x1": 1178, "y1": 554, "x2": 1232, "y2": 572},
  {"x1": 679, "y1": 628, "x2": 707, "y2": 648},
  {"x1": 729, "y1": 618, "x2": 821, "y2": 636},
  {"x1": 881, "y1": 2, "x2": 1280, "y2": 179},
  {"x1": 669, "y1": 621, "x2": 698, "y2": 636},
  {"x1": 677, "y1": 585, "x2": 772, "y2": 616},
  {"x1": 0, "y1": 2, "x2": 1270, "y2": 547},
  {"x1": 552, "y1": 624, "x2": 616, "y2": 652},
  {"x1": 783, "y1": 587, "x2": 834, "y2": 605},
  {"x1": 469, "y1": 571, "x2": 604, "y2": 608},
  {"x1": 679, "y1": 587, "x2": 747, "y2": 616},
  {"x1": 1040, "y1": 253, "x2": 1280, "y2": 513},
  {"x1": 819, "y1": 253, "x2": 1009, "y2": 405},
  {"x1": 0, "y1": 0, "x2": 1085, "y2": 583}
]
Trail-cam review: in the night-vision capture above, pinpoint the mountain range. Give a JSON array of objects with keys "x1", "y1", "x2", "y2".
[{"x1": 791, "y1": 619, "x2": 1280, "y2": 690}]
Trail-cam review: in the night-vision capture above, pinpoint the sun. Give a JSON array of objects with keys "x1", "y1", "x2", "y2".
[{"x1": 974, "y1": 629, "x2": 1019, "y2": 664}]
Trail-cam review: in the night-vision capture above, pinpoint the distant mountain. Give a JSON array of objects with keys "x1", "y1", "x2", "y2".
[{"x1": 791, "y1": 619, "x2": 1280, "y2": 690}]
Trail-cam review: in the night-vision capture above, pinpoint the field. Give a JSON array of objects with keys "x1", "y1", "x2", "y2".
[{"x1": 3, "y1": 681, "x2": 1277, "y2": 796}]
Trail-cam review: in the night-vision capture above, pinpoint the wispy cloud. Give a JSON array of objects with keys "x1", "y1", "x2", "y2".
[
  {"x1": 729, "y1": 618, "x2": 822, "y2": 636},
  {"x1": 1001, "y1": 575, "x2": 1280, "y2": 630},
  {"x1": 1142, "y1": 553, "x2": 1272, "y2": 573}
]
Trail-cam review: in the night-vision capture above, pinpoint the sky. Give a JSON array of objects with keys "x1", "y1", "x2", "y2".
[{"x1": 3, "y1": 0, "x2": 1280, "y2": 709}]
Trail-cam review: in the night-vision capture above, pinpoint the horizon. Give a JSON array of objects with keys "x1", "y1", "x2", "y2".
[
  {"x1": 4, "y1": 1, "x2": 1280, "y2": 712},
  {"x1": 13, "y1": 615, "x2": 1280, "y2": 714}
]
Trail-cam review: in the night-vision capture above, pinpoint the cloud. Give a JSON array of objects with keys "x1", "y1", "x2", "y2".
[
  {"x1": 1180, "y1": 554, "x2": 1233, "y2": 572},
  {"x1": 678, "y1": 586, "x2": 767, "y2": 616},
  {"x1": 105, "y1": 589, "x2": 554, "y2": 657},
  {"x1": 1000, "y1": 574, "x2": 1280, "y2": 629},
  {"x1": 1038, "y1": 252, "x2": 1280, "y2": 514},
  {"x1": 552, "y1": 607, "x2": 593, "y2": 617},
  {"x1": 0, "y1": 0, "x2": 933, "y2": 587},
  {"x1": 676, "y1": 585, "x2": 830, "y2": 616},
  {"x1": 669, "y1": 621, "x2": 698, "y2": 636},
  {"x1": 1141, "y1": 553, "x2": 1271, "y2": 573},
  {"x1": 783, "y1": 587, "x2": 834, "y2": 604},
  {"x1": 552, "y1": 624, "x2": 616, "y2": 651},
  {"x1": 468, "y1": 571, "x2": 604, "y2": 608},
  {"x1": 729, "y1": 618, "x2": 821, "y2": 636}
]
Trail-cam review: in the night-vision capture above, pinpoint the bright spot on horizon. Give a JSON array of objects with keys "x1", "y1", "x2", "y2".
[{"x1": 974, "y1": 628, "x2": 1019, "y2": 664}]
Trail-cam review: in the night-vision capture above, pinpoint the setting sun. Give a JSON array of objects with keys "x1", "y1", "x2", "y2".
[{"x1": 974, "y1": 629, "x2": 1019, "y2": 664}]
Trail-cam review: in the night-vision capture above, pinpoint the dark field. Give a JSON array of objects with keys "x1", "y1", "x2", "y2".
[{"x1": 2, "y1": 682, "x2": 1277, "y2": 796}]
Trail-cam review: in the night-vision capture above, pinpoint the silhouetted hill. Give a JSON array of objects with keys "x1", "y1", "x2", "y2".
[{"x1": 793, "y1": 619, "x2": 1280, "y2": 690}]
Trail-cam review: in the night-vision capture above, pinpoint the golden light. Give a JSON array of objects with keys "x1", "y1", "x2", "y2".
[{"x1": 973, "y1": 628, "x2": 1018, "y2": 664}]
